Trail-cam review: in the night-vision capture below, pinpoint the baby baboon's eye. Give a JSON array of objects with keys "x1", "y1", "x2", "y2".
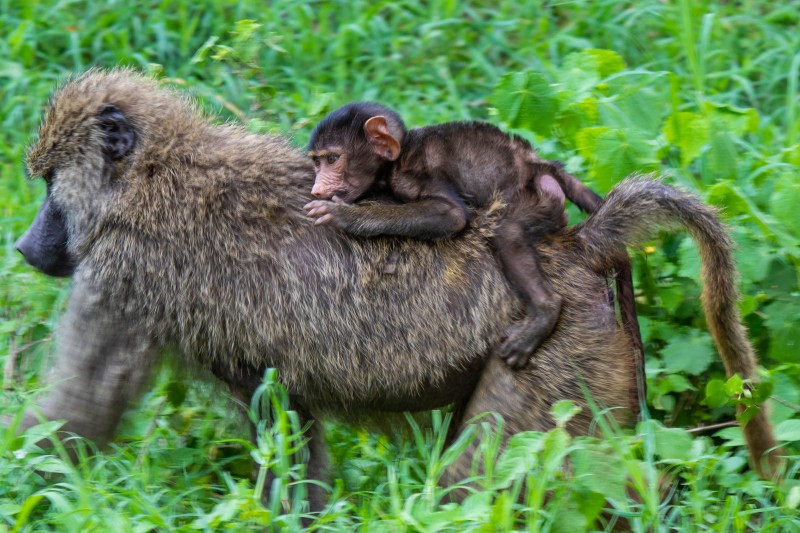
[{"x1": 326, "y1": 154, "x2": 339, "y2": 165}]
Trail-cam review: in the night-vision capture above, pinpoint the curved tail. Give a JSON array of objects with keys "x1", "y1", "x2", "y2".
[{"x1": 573, "y1": 176, "x2": 783, "y2": 479}]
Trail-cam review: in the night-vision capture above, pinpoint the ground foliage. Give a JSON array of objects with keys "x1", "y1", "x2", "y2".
[{"x1": 0, "y1": 0, "x2": 798, "y2": 531}]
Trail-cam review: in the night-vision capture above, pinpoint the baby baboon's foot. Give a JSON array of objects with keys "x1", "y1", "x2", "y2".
[
  {"x1": 497, "y1": 320, "x2": 550, "y2": 369},
  {"x1": 497, "y1": 298, "x2": 562, "y2": 369},
  {"x1": 497, "y1": 320, "x2": 539, "y2": 369}
]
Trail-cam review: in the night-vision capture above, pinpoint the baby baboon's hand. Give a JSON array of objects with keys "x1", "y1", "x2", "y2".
[{"x1": 304, "y1": 199, "x2": 351, "y2": 230}]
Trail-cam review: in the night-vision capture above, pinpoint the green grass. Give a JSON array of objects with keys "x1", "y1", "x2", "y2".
[{"x1": 1, "y1": 0, "x2": 799, "y2": 531}]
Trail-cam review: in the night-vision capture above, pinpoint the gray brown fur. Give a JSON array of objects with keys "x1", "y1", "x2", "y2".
[{"x1": 17, "y1": 71, "x2": 780, "y2": 515}]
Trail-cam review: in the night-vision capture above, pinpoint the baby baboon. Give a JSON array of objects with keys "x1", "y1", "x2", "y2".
[
  {"x1": 304, "y1": 102, "x2": 599, "y2": 369},
  {"x1": 16, "y1": 71, "x2": 782, "y2": 515}
]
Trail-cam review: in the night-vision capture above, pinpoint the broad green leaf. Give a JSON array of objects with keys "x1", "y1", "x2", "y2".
[
  {"x1": 601, "y1": 82, "x2": 665, "y2": 135},
  {"x1": 551, "y1": 399, "x2": 581, "y2": 427},
  {"x1": 409, "y1": 499, "x2": 466, "y2": 530},
  {"x1": 550, "y1": 494, "x2": 591, "y2": 533},
  {"x1": 664, "y1": 373, "x2": 694, "y2": 393},
  {"x1": 718, "y1": 455, "x2": 748, "y2": 474},
  {"x1": 575, "y1": 126, "x2": 608, "y2": 159},
  {"x1": 703, "y1": 102, "x2": 760, "y2": 136},
  {"x1": 493, "y1": 431, "x2": 544, "y2": 489},
  {"x1": 593, "y1": 128, "x2": 658, "y2": 181},
  {"x1": 706, "y1": 130, "x2": 738, "y2": 181},
  {"x1": 702, "y1": 104, "x2": 759, "y2": 182},
  {"x1": 676, "y1": 238, "x2": 701, "y2": 280},
  {"x1": 637, "y1": 315, "x2": 653, "y2": 342},
  {"x1": 490, "y1": 71, "x2": 558, "y2": 136},
  {"x1": 773, "y1": 424, "x2": 799, "y2": 450},
  {"x1": 654, "y1": 426, "x2": 694, "y2": 461},
  {"x1": 705, "y1": 182, "x2": 778, "y2": 242},
  {"x1": 724, "y1": 374, "x2": 744, "y2": 396},
  {"x1": 731, "y1": 227, "x2": 772, "y2": 285},
  {"x1": 134, "y1": 520, "x2": 160, "y2": 533},
  {"x1": 657, "y1": 281, "x2": 687, "y2": 314},
  {"x1": 32, "y1": 457, "x2": 72, "y2": 474},
  {"x1": 739, "y1": 405, "x2": 761, "y2": 424},
  {"x1": 571, "y1": 489, "x2": 606, "y2": 528},
  {"x1": 660, "y1": 329, "x2": 716, "y2": 375},
  {"x1": 663, "y1": 111, "x2": 710, "y2": 166},
  {"x1": 559, "y1": 59, "x2": 601, "y2": 98},
  {"x1": 769, "y1": 171, "x2": 800, "y2": 237},
  {"x1": 751, "y1": 380, "x2": 774, "y2": 404},
  {"x1": 459, "y1": 491, "x2": 493, "y2": 521},
  {"x1": 22, "y1": 420, "x2": 65, "y2": 449},
  {"x1": 565, "y1": 48, "x2": 626, "y2": 79},
  {"x1": 762, "y1": 301, "x2": 800, "y2": 363},
  {"x1": 0, "y1": 503, "x2": 20, "y2": 516},
  {"x1": 705, "y1": 379, "x2": 728, "y2": 408},
  {"x1": 652, "y1": 391, "x2": 675, "y2": 412},
  {"x1": 643, "y1": 318, "x2": 678, "y2": 342},
  {"x1": 761, "y1": 259, "x2": 799, "y2": 299},
  {"x1": 706, "y1": 182, "x2": 752, "y2": 217},
  {"x1": 575, "y1": 126, "x2": 656, "y2": 192},
  {"x1": 540, "y1": 428, "x2": 572, "y2": 472},
  {"x1": 572, "y1": 444, "x2": 627, "y2": 502},
  {"x1": 587, "y1": 49, "x2": 627, "y2": 77},
  {"x1": 655, "y1": 372, "x2": 695, "y2": 398},
  {"x1": 739, "y1": 294, "x2": 758, "y2": 317},
  {"x1": 555, "y1": 98, "x2": 600, "y2": 141},
  {"x1": 771, "y1": 373, "x2": 800, "y2": 423},
  {"x1": 560, "y1": 49, "x2": 625, "y2": 99},
  {"x1": 770, "y1": 319, "x2": 800, "y2": 363}
]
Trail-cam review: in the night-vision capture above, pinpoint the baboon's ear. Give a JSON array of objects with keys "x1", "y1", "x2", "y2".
[
  {"x1": 364, "y1": 116, "x2": 401, "y2": 161},
  {"x1": 98, "y1": 104, "x2": 135, "y2": 161}
]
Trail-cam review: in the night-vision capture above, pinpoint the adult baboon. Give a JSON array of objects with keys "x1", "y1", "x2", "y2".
[{"x1": 15, "y1": 71, "x2": 781, "y2": 512}]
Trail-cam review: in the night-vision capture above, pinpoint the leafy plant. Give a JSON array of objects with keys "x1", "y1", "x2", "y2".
[{"x1": 1, "y1": 0, "x2": 798, "y2": 531}]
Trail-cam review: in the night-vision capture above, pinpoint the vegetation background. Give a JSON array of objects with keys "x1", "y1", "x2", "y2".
[{"x1": 0, "y1": 0, "x2": 798, "y2": 530}]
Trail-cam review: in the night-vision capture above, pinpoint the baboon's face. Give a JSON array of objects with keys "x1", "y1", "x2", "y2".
[
  {"x1": 15, "y1": 185, "x2": 74, "y2": 277},
  {"x1": 307, "y1": 103, "x2": 405, "y2": 204},
  {"x1": 17, "y1": 102, "x2": 136, "y2": 277},
  {"x1": 308, "y1": 147, "x2": 350, "y2": 200}
]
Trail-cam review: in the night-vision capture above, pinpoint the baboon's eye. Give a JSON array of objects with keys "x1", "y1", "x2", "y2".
[
  {"x1": 326, "y1": 154, "x2": 339, "y2": 165},
  {"x1": 311, "y1": 156, "x2": 321, "y2": 167}
]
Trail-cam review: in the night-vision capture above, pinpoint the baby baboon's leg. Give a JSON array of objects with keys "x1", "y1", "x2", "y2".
[
  {"x1": 493, "y1": 181, "x2": 566, "y2": 369},
  {"x1": 492, "y1": 217, "x2": 562, "y2": 369}
]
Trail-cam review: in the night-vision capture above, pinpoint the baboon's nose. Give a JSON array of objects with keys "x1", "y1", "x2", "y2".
[{"x1": 15, "y1": 234, "x2": 30, "y2": 261}]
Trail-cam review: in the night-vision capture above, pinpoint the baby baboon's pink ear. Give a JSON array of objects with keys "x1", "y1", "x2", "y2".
[{"x1": 364, "y1": 116, "x2": 401, "y2": 161}]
